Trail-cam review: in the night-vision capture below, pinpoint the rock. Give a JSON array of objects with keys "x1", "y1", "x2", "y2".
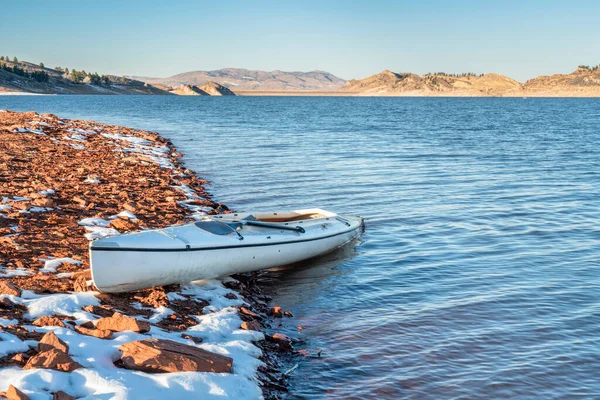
[
  {"x1": 96, "y1": 312, "x2": 150, "y2": 333},
  {"x1": 72, "y1": 196, "x2": 87, "y2": 207},
  {"x1": 181, "y1": 333, "x2": 203, "y2": 344},
  {"x1": 79, "y1": 320, "x2": 94, "y2": 329},
  {"x1": 72, "y1": 269, "x2": 91, "y2": 280},
  {"x1": 23, "y1": 348, "x2": 81, "y2": 372},
  {"x1": 32, "y1": 197, "x2": 54, "y2": 208},
  {"x1": 82, "y1": 304, "x2": 114, "y2": 317},
  {"x1": 73, "y1": 325, "x2": 113, "y2": 340},
  {"x1": 0, "y1": 280, "x2": 21, "y2": 296},
  {"x1": 10, "y1": 353, "x2": 27, "y2": 365},
  {"x1": 73, "y1": 276, "x2": 88, "y2": 292},
  {"x1": 118, "y1": 339, "x2": 232, "y2": 373},
  {"x1": 52, "y1": 391, "x2": 76, "y2": 400},
  {"x1": 241, "y1": 320, "x2": 261, "y2": 331},
  {"x1": 239, "y1": 307, "x2": 260, "y2": 319},
  {"x1": 269, "y1": 333, "x2": 293, "y2": 352},
  {"x1": 135, "y1": 289, "x2": 169, "y2": 308},
  {"x1": 109, "y1": 218, "x2": 136, "y2": 231},
  {"x1": 32, "y1": 315, "x2": 65, "y2": 328},
  {"x1": 0, "y1": 297, "x2": 17, "y2": 309},
  {"x1": 0, "y1": 385, "x2": 30, "y2": 400},
  {"x1": 10, "y1": 202, "x2": 31, "y2": 211},
  {"x1": 284, "y1": 311, "x2": 293, "y2": 317},
  {"x1": 2, "y1": 325, "x2": 44, "y2": 341},
  {"x1": 269, "y1": 306, "x2": 283, "y2": 318},
  {"x1": 224, "y1": 292, "x2": 238, "y2": 300},
  {"x1": 38, "y1": 331, "x2": 69, "y2": 353}
]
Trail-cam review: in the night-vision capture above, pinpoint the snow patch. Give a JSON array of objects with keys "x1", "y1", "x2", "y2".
[
  {"x1": 78, "y1": 217, "x2": 110, "y2": 227},
  {"x1": 39, "y1": 257, "x2": 82, "y2": 273},
  {"x1": 84, "y1": 226, "x2": 120, "y2": 240},
  {"x1": 24, "y1": 291, "x2": 100, "y2": 319}
]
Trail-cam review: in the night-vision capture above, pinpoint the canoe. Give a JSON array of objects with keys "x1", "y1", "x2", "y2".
[{"x1": 90, "y1": 208, "x2": 364, "y2": 293}]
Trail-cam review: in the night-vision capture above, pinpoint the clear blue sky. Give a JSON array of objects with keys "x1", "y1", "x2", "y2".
[{"x1": 2, "y1": 0, "x2": 599, "y2": 81}]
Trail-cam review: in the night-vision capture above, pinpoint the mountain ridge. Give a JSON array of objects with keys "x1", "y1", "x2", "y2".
[
  {"x1": 131, "y1": 68, "x2": 346, "y2": 91},
  {"x1": 2, "y1": 57, "x2": 600, "y2": 97}
]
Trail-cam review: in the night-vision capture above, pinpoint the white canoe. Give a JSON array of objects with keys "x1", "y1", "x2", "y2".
[{"x1": 90, "y1": 208, "x2": 364, "y2": 293}]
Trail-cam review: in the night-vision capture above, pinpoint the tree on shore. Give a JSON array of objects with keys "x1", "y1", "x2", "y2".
[
  {"x1": 13, "y1": 56, "x2": 18, "y2": 62},
  {"x1": 0, "y1": 56, "x2": 4, "y2": 61},
  {"x1": 0, "y1": 62, "x2": 48, "y2": 82},
  {"x1": 69, "y1": 69, "x2": 87, "y2": 83},
  {"x1": 39, "y1": 62, "x2": 45, "y2": 68}
]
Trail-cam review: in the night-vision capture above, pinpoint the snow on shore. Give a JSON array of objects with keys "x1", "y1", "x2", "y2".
[{"x1": 0, "y1": 280, "x2": 264, "y2": 399}]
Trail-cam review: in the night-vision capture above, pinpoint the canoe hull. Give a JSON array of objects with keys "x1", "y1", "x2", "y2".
[{"x1": 90, "y1": 211, "x2": 363, "y2": 292}]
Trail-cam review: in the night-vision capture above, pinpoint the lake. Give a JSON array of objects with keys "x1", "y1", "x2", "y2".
[{"x1": 2, "y1": 95, "x2": 599, "y2": 399}]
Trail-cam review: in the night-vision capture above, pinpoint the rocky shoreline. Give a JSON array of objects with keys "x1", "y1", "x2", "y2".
[{"x1": 0, "y1": 110, "x2": 293, "y2": 399}]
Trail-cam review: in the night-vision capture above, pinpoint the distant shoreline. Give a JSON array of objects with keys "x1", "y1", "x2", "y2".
[{"x1": 2, "y1": 59, "x2": 600, "y2": 97}]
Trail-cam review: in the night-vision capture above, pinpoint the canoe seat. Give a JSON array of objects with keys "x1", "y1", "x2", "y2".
[{"x1": 194, "y1": 221, "x2": 238, "y2": 235}]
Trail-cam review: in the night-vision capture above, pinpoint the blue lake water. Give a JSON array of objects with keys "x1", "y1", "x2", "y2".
[{"x1": 2, "y1": 95, "x2": 599, "y2": 399}]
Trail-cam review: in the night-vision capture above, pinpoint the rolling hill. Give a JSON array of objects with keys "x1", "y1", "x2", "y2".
[{"x1": 133, "y1": 68, "x2": 346, "y2": 91}]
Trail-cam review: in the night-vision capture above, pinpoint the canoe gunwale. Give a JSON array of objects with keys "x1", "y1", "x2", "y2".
[{"x1": 90, "y1": 224, "x2": 362, "y2": 253}]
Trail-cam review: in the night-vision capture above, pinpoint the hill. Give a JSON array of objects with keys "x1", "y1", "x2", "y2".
[
  {"x1": 522, "y1": 66, "x2": 600, "y2": 97},
  {"x1": 169, "y1": 82, "x2": 236, "y2": 96},
  {"x1": 341, "y1": 70, "x2": 522, "y2": 96},
  {"x1": 3, "y1": 56, "x2": 600, "y2": 97},
  {"x1": 133, "y1": 68, "x2": 346, "y2": 91},
  {"x1": 0, "y1": 59, "x2": 170, "y2": 95}
]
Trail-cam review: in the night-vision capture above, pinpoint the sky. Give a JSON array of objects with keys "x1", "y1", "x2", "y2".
[{"x1": 2, "y1": 0, "x2": 599, "y2": 82}]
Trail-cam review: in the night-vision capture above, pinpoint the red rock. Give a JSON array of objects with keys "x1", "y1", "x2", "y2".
[
  {"x1": 32, "y1": 316, "x2": 65, "y2": 328},
  {"x1": 79, "y1": 320, "x2": 94, "y2": 329},
  {"x1": 38, "y1": 331, "x2": 69, "y2": 353},
  {"x1": 118, "y1": 339, "x2": 232, "y2": 373},
  {"x1": 284, "y1": 311, "x2": 293, "y2": 317},
  {"x1": 109, "y1": 218, "x2": 136, "y2": 231},
  {"x1": 241, "y1": 320, "x2": 261, "y2": 331},
  {"x1": 82, "y1": 304, "x2": 114, "y2": 317},
  {"x1": 10, "y1": 353, "x2": 27, "y2": 366},
  {"x1": 73, "y1": 325, "x2": 113, "y2": 340},
  {"x1": 73, "y1": 276, "x2": 88, "y2": 292},
  {"x1": 270, "y1": 306, "x2": 283, "y2": 318},
  {"x1": 10, "y1": 202, "x2": 31, "y2": 211},
  {"x1": 32, "y1": 197, "x2": 54, "y2": 208},
  {"x1": 96, "y1": 312, "x2": 150, "y2": 333},
  {"x1": 135, "y1": 289, "x2": 169, "y2": 308},
  {"x1": 0, "y1": 385, "x2": 30, "y2": 400},
  {"x1": 72, "y1": 196, "x2": 87, "y2": 207},
  {"x1": 181, "y1": 333, "x2": 203, "y2": 344},
  {"x1": 0, "y1": 280, "x2": 21, "y2": 296},
  {"x1": 52, "y1": 391, "x2": 76, "y2": 400},
  {"x1": 0, "y1": 297, "x2": 17, "y2": 309},
  {"x1": 270, "y1": 333, "x2": 293, "y2": 352},
  {"x1": 72, "y1": 269, "x2": 92, "y2": 280},
  {"x1": 23, "y1": 348, "x2": 81, "y2": 372},
  {"x1": 2, "y1": 325, "x2": 44, "y2": 341},
  {"x1": 239, "y1": 307, "x2": 260, "y2": 319}
]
